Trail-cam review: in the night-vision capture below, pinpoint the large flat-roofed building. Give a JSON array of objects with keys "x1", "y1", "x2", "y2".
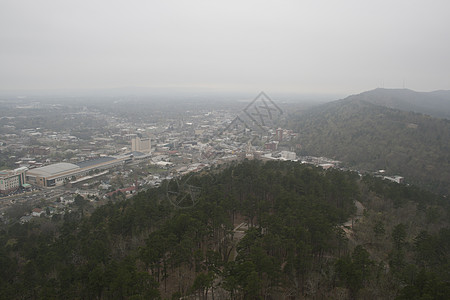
[
  {"x1": 0, "y1": 167, "x2": 27, "y2": 194},
  {"x1": 26, "y1": 156, "x2": 130, "y2": 187}
]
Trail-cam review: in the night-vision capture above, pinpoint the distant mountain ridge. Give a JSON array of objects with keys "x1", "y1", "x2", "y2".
[
  {"x1": 344, "y1": 88, "x2": 450, "y2": 119},
  {"x1": 290, "y1": 89, "x2": 450, "y2": 194}
]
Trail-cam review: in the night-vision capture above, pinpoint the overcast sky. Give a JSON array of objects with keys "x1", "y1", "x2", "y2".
[{"x1": 1, "y1": 0, "x2": 449, "y2": 95}]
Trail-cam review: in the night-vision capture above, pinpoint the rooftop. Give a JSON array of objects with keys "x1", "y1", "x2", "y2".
[
  {"x1": 75, "y1": 156, "x2": 116, "y2": 169},
  {"x1": 27, "y1": 163, "x2": 80, "y2": 177}
]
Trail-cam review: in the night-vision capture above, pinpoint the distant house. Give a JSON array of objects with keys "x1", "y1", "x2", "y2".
[
  {"x1": 45, "y1": 206, "x2": 56, "y2": 215},
  {"x1": 20, "y1": 215, "x2": 33, "y2": 224},
  {"x1": 32, "y1": 208, "x2": 44, "y2": 217},
  {"x1": 383, "y1": 176, "x2": 404, "y2": 184},
  {"x1": 105, "y1": 186, "x2": 137, "y2": 198}
]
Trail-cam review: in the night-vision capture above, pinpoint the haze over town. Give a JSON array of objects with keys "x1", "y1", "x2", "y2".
[
  {"x1": 1, "y1": 0, "x2": 450, "y2": 96},
  {"x1": 2, "y1": 1, "x2": 450, "y2": 299}
]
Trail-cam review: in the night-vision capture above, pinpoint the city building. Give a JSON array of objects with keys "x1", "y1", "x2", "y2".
[
  {"x1": 26, "y1": 156, "x2": 132, "y2": 187},
  {"x1": 280, "y1": 151, "x2": 297, "y2": 161},
  {"x1": 384, "y1": 175, "x2": 405, "y2": 184},
  {"x1": 131, "y1": 136, "x2": 151, "y2": 153},
  {"x1": 276, "y1": 128, "x2": 283, "y2": 141},
  {"x1": 0, "y1": 167, "x2": 27, "y2": 195},
  {"x1": 264, "y1": 141, "x2": 279, "y2": 151}
]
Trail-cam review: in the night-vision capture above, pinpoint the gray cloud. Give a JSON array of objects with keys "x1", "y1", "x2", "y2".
[{"x1": 1, "y1": 0, "x2": 449, "y2": 94}]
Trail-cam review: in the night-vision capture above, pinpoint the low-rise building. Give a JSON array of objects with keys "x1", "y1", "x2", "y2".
[
  {"x1": 0, "y1": 167, "x2": 27, "y2": 195},
  {"x1": 26, "y1": 155, "x2": 132, "y2": 187},
  {"x1": 384, "y1": 175, "x2": 404, "y2": 184},
  {"x1": 32, "y1": 208, "x2": 44, "y2": 217},
  {"x1": 280, "y1": 151, "x2": 296, "y2": 161}
]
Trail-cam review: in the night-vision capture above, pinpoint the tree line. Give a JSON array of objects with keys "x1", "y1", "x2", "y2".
[{"x1": 0, "y1": 160, "x2": 448, "y2": 299}]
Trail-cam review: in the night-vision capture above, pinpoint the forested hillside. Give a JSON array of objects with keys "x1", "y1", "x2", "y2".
[
  {"x1": 289, "y1": 99, "x2": 450, "y2": 195},
  {"x1": 343, "y1": 88, "x2": 450, "y2": 119},
  {"x1": 0, "y1": 160, "x2": 449, "y2": 299}
]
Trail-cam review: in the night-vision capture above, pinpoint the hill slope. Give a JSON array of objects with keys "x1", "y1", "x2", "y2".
[
  {"x1": 1, "y1": 160, "x2": 448, "y2": 299},
  {"x1": 290, "y1": 98, "x2": 450, "y2": 194},
  {"x1": 345, "y1": 88, "x2": 450, "y2": 119}
]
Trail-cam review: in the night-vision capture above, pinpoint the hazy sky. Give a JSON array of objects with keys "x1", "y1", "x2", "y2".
[{"x1": 1, "y1": 0, "x2": 449, "y2": 95}]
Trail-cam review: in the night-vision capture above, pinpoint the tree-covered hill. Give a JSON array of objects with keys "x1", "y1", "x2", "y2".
[
  {"x1": 289, "y1": 99, "x2": 450, "y2": 195},
  {"x1": 344, "y1": 88, "x2": 450, "y2": 119},
  {"x1": 0, "y1": 160, "x2": 449, "y2": 299}
]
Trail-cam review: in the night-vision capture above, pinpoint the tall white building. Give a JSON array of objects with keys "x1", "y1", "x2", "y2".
[{"x1": 131, "y1": 137, "x2": 151, "y2": 153}]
